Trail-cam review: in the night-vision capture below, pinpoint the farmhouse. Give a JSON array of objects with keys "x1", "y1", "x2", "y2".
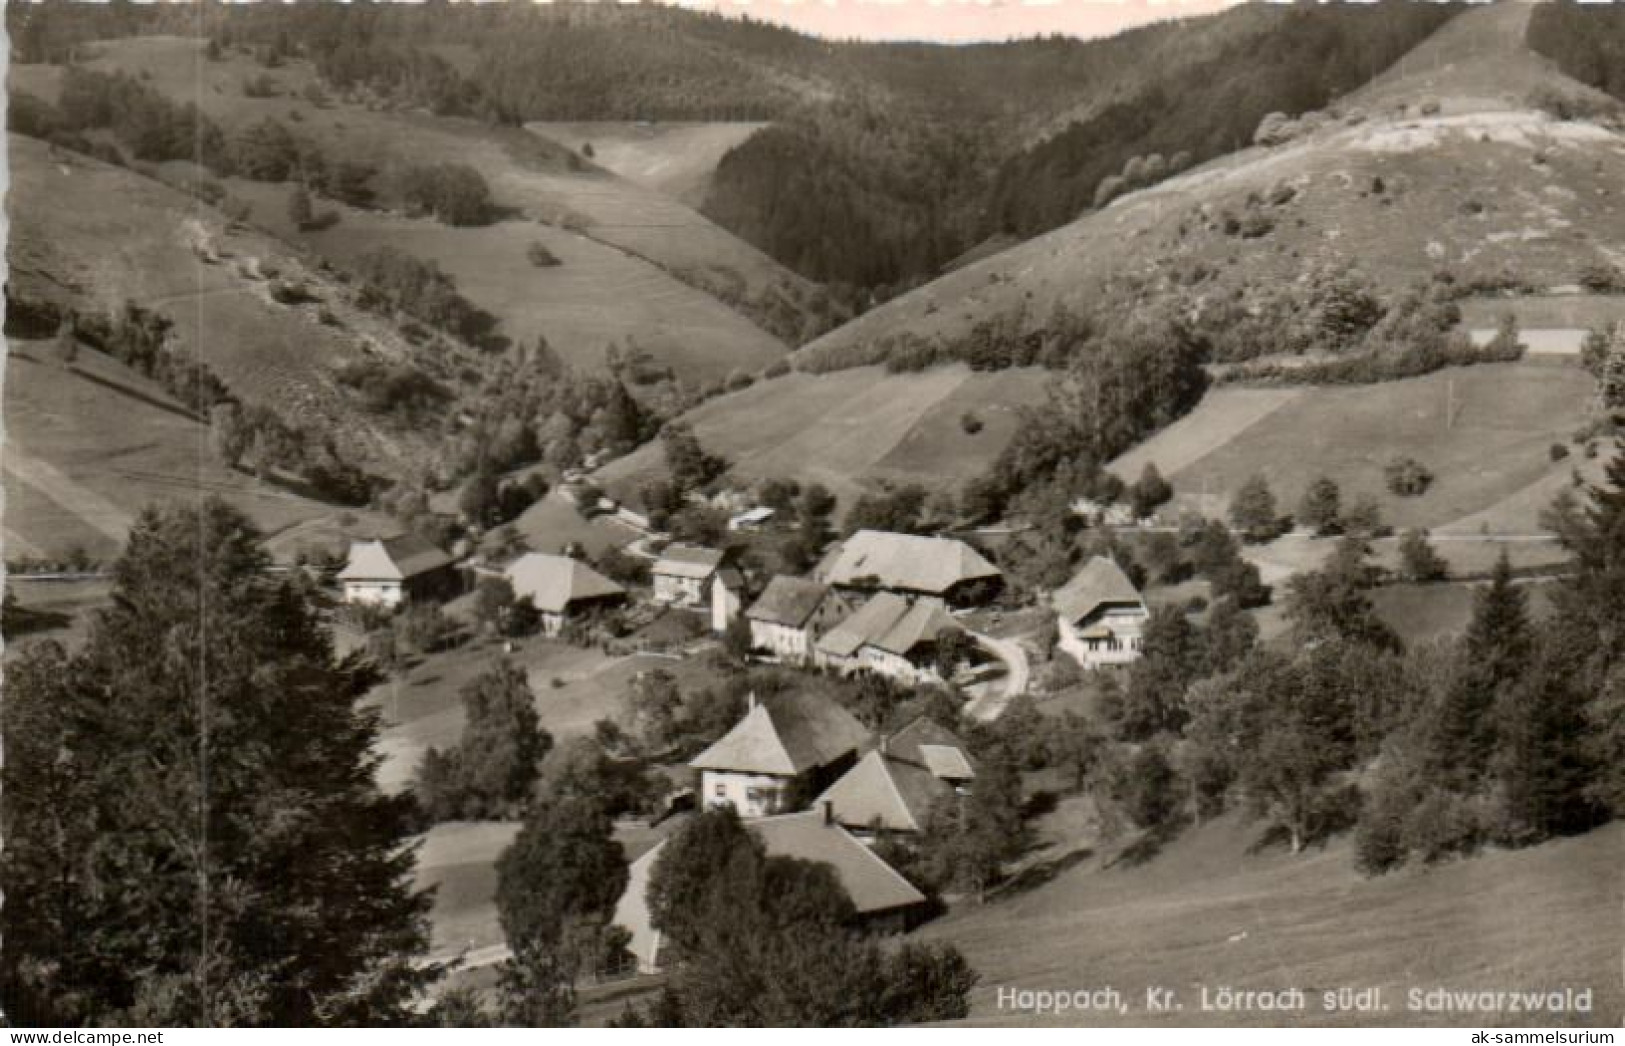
[
  {"x1": 503, "y1": 552, "x2": 626, "y2": 636},
  {"x1": 815, "y1": 592, "x2": 962, "y2": 684},
  {"x1": 690, "y1": 691, "x2": 870, "y2": 819},
  {"x1": 1053, "y1": 556, "x2": 1149, "y2": 669},
  {"x1": 816, "y1": 718, "x2": 975, "y2": 835},
  {"x1": 611, "y1": 808, "x2": 929, "y2": 973},
  {"x1": 651, "y1": 544, "x2": 728, "y2": 607},
  {"x1": 814, "y1": 529, "x2": 1002, "y2": 605},
  {"x1": 335, "y1": 534, "x2": 456, "y2": 607},
  {"x1": 745, "y1": 576, "x2": 853, "y2": 661}
]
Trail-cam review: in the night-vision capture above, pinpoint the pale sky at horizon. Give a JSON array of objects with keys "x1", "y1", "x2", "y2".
[{"x1": 666, "y1": 0, "x2": 1242, "y2": 44}]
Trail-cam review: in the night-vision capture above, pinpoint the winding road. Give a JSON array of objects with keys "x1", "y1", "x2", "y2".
[{"x1": 964, "y1": 631, "x2": 1031, "y2": 722}]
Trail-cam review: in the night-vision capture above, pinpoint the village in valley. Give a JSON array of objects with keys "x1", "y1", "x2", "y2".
[
  {"x1": 333, "y1": 461, "x2": 1157, "y2": 983},
  {"x1": 5, "y1": 0, "x2": 1625, "y2": 1030}
]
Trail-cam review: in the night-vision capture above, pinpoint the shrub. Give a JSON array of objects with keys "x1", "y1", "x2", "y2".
[
  {"x1": 1093, "y1": 174, "x2": 1127, "y2": 209},
  {"x1": 1253, "y1": 111, "x2": 1299, "y2": 147},
  {"x1": 1528, "y1": 85, "x2": 1621, "y2": 123},
  {"x1": 1579, "y1": 262, "x2": 1625, "y2": 295},
  {"x1": 526, "y1": 241, "x2": 562, "y2": 268},
  {"x1": 1106, "y1": 745, "x2": 1179, "y2": 829},
  {"x1": 1236, "y1": 213, "x2": 1275, "y2": 239},
  {"x1": 1550, "y1": 442, "x2": 1571, "y2": 462},
  {"x1": 1397, "y1": 528, "x2": 1448, "y2": 582},
  {"x1": 960, "y1": 411, "x2": 984, "y2": 435},
  {"x1": 335, "y1": 358, "x2": 452, "y2": 423},
  {"x1": 1384, "y1": 457, "x2": 1433, "y2": 497},
  {"x1": 398, "y1": 162, "x2": 495, "y2": 226}
]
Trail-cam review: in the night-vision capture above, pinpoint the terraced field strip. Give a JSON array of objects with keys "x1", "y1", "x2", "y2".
[
  {"x1": 1109, "y1": 386, "x2": 1304, "y2": 492},
  {"x1": 4, "y1": 451, "x2": 135, "y2": 545}
]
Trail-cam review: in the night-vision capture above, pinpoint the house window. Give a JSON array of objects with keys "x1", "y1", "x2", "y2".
[{"x1": 714, "y1": 783, "x2": 727, "y2": 798}]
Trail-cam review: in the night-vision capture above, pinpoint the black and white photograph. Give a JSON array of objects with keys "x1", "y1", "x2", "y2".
[{"x1": 1, "y1": 0, "x2": 1622, "y2": 1031}]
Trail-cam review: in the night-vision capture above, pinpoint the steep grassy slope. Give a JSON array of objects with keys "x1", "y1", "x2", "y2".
[
  {"x1": 12, "y1": 36, "x2": 811, "y2": 372},
  {"x1": 1109, "y1": 361, "x2": 1595, "y2": 531},
  {"x1": 2, "y1": 339, "x2": 383, "y2": 563},
  {"x1": 592, "y1": 365, "x2": 1051, "y2": 508},
  {"x1": 6, "y1": 133, "x2": 449, "y2": 472},
  {"x1": 918, "y1": 811, "x2": 1623, "y2": 1027},
  {"x1": 793, "y1": 2, "x2": 1625, "y2": 374}
]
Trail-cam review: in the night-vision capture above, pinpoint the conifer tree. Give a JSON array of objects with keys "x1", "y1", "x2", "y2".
[
  {"x1": 1, "y1": 499, "x2": 436, "y2": 1026},
  {"x1": 1428, "y1": 551, "x2": 1529, "y2": 779}
]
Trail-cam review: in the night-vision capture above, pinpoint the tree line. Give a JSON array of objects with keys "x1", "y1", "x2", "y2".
[{"x1": 1061, "y1": 445, "x2": 1625, "y2": 870}]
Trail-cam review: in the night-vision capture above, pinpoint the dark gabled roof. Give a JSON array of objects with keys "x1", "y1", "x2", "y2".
[
  {"x1": 504, "y1": 553, "x2": 625, "y2": 614},
  {"x1": 816, "y1": 591, "x2": 913, "y2": 659},
  {"x1": 690, "y1": 691, "x2": 871, "y2": 776},
  {"x1": 816, "y1": 593, "x2": 956, "y2": 659},
  {"x1": 613, "y1": 810, "x2": 926, "y2": 970},
  {"x1": 869, "y1": 597, "x2": 956, "y2": 657},
  {"x1": 816, "y1": 750, "x2": 954, "y2": 833},
  {"x1": 887, "y1": 716, "x2": 976, "y2": 781},
  {"x1": 815, "y1": 529, "x2": 1001, "y2": 596},
  {"x1": 918, "y1": 745, "x2": 976, "y2": 782},
  {"x1": 336, "y1": 533, "x2": 452, "y2": 582},
  {"x1": 747, "y1": 576, "x2": 832, "y2": 628},
  {"x1": 1052, "y1": 556, "x2": 1145, "y2": 624},
  {"x1": 751, "y1": 810, "x2": 927, "y2": 912}
]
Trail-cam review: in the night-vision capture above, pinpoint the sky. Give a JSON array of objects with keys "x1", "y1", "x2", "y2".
[{"x1": 668, "y1": 0, "x2": 1240, "y2": 44}]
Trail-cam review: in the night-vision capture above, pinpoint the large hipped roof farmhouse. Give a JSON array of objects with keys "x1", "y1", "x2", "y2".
[
  {"x1": 336, "y1": 533, "x2": 452, "y2": 583},
  {"x1": 690, "y1": 691, "x2": 870, "y2": 778},
  {"x1": 1052, "y1": 555, "x2": 1145, "y2": 626},
  {"x1": 504, "y1": 553, "x2": 624, "y2": 613},
  {"x1": 814, "y1": 529, "x2": 1000, "y2": 599},
  {"x1": 612, "y1": 809, "x2": 928, "y2": 972}
]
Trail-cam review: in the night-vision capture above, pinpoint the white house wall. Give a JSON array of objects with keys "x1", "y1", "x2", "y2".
[
  {"x1": 342, "y1": 580, "x2": 403, "y2": 608},
  {"x1": 751, "y1": 619, "x2": 812, "y2": 660},
  {"x1": 702, "y1": 769, "x2": 796, "y2": 819}
]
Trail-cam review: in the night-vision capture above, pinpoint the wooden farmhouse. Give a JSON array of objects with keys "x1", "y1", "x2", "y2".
[
  {"x1": 503, "y1": 552, "x2": 626, "y2": 636},
  {"x1": 1053, "y1": 556, "x2": 1149, "y2": 669},
  {"x1": 744, "y1": 576, "x2": 854, "y2": 662},
  {"x1": 335, "y1": 534, "x2": 456, "y2": 608},
  {"x1": 689, "y1": 690, "x2": 870, "y2": 819},
  {"x1": 814, "y1": 529, "x2": 1002, "y2": 606},
  {"x1": 815, "y1": 591, "x2": 963, "y2": 684},
  {"x1": 611, "y1": 808, "x2": 928, "y2": 973},
  {"x1": 815, "y1": 717, "x2": 976, "y2": 835}
]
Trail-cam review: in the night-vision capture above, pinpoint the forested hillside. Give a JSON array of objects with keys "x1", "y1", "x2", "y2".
[
  {"x1": 6, "y1": 0, "x2": 1461, "y2": 295},
  {"x1": 1527, "y1": 1, "x2": 1625, "y2": 102},
  {"x1": 983, "y1": 2, "x2": 1460, "y2": 238}
]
